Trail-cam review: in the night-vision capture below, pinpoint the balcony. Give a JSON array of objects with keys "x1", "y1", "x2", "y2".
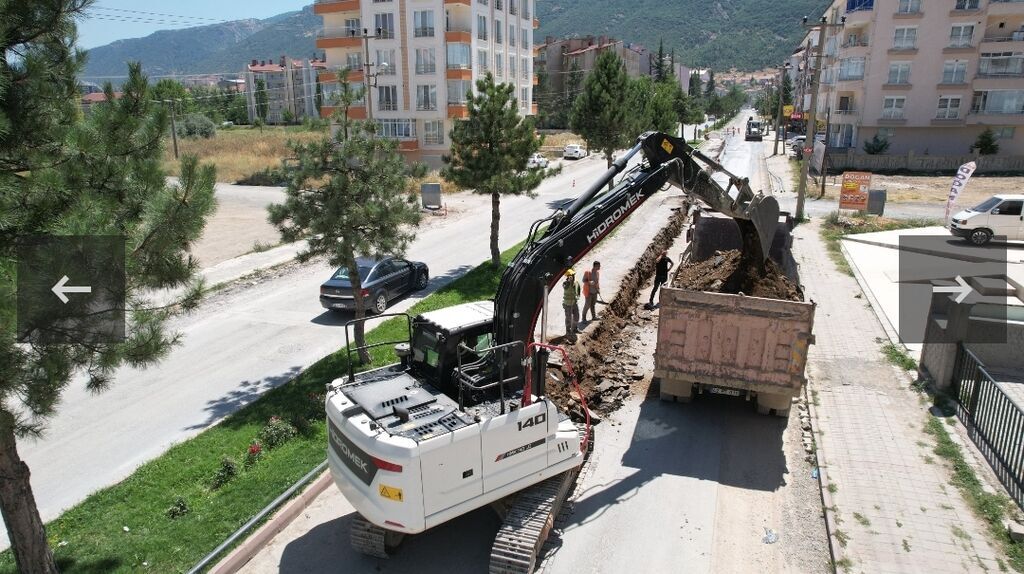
[
  {"x1": 414, "y1": 27, "x2": 436, "y2": 38},
  {"x1": 990, "y1": 0, "x2": 1024, "y2": 15},
  {"x1": 313, "y1": 0, "x2": 359, "y2": 15},
  {"x1": 320, "y1": 104, "x2": 367, "y2": 119},
  {"x1": 893, "y1": 9, "x2": 922, "y2": 19},
  {"x1": 533, "y1": 18, "x2": 539, "y2": 29},
  {"x1": 398, "y1": 139, "x2": 419, "y2": 152},
  {"x1": 980, "y1": 33, "x2": 1024, "y2": 52},
  {"x1": 415, "y1": 64, "x2": 438, "y2": 75},
  {"x1": 317, "y1": 28, "x2": 362, "y2": 49},
  {"x1": 321, "y1": 69, "x2": 365, "y2": 83},
  {"x1": 530, "y1": 102, "x2": 538, "y2": 115},
  {"x1": 446, "y1": 68, "x2": 473, "y2": 80},
  {"x1": 844, "y1": 4, "x2": 874, "y2": 25},
  {"x1": 448, "y1": 104, "x2": 469, "y2": 118},
  {"x1": 834, "y1": 108, "x2": 858, "y2": 116},
  {"x1": 445, "y1": 28, "x2": 472, "y2": 43},
  {"x1": 533, "y1": 73, "x2": 539, "y2": 85},
  {"x1": 443, "y1": 0, "x2": 471, "y2": 5}
]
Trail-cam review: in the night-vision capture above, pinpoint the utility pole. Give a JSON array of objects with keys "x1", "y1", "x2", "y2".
[
  {"x1": 354, "y1": 28, "x2": 376, "y2": 121},
  {"x1": 819, "y1": 106, "x2": 831, "y2": 199},
  {"x1": 772, "y1": 63, "x2": 792, "y2": 156},
  {"x1": 167, "y1": 99, "x2": 179, "y2": 159},
  {"x1": 796, "y1": 14, "x2": 844, "y2": 220}
]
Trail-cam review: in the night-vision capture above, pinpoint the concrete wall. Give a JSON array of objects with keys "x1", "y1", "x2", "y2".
[{"x1": 828, "y1": 148, "x2": 1024, "y2": 173}]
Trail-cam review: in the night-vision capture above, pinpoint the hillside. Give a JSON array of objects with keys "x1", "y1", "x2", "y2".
[
  {"x1": 536, "y1": 0, "x2": 830, "y2": 71},
  {"x1": 81, "y1": 6, "x2": 319, "y2": 80}
]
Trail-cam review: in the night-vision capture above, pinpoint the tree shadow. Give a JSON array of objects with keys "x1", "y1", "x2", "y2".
[
  {"x1": 183, "y1": 366, "x2": 303, "y2": 431},
  {"x1": 53, "y1": 556, "x2": 122, "y2": 574},
  {"x1": 276, "y1": 506, "x2": 498, "y2": 573}
]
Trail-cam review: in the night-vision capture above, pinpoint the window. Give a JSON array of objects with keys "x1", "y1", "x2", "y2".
[
  {"x1": 510, "y1": 0, "x2": 517, "y2": 16},
  {"x1": 376, "y1": 49, "x2": 396, "y2": 74},
  {"x1": 522, "y1": 28, "x2": 529, "y2": 48},
  {"x1": 942, "y1": 60, "x2": 968, "y2": 83},
  {"x1": 477, "y1": 15, "x2": 487, "y2": 40},
  {"x1": 521, "y1": 87, "x2": 529, "y2": 108},
  {"x1": 346, "y1": 52, "x2": 363, "y2": 70},
  {"x1": 954, "y1": 0, "x2": 979, "y2": 10},
  {"x1": 413, "y1": 10, "x2": 434, "y2": 37},
  {"x1": 893, "y1": 27, "x2": 917, "y2": 50},
  {"x1": 344, "y1": 18, "x2": 361, "y2": 36},
  {"x1": 882, "y1": 96, "x2": 906, "y2": 119},
  {"x1": 447, "y1": 43, "x2": 471, "y2": 69},
  {"x1": 495, "y1": 55, "x2": 503, "y2": 78},
  {"x1": 936, "y1": 96, "x2": 961, "y2": 119},
  {"x1": 477, "y1": 49, "x2": 489, "y2": 71},
  {"x1": 495, "y1": 0, "x2": 503, "y2": 9},
  {"x1": 950, "y1": 25, "x2": 974, "y2": 48},
  {"x1": 424, "y1": 120, "x2": 445, "y2": 145},
  {"x1": 896, "y1": 0, "x2": 919, "y2": 13},
  {"x1": 509, "y1": 57, "x2": 516, "y2": 79},
  {"x1": 994, "y1": 126, "x2": 1016, "y2": 139},
  {"x1": 374, "y1": 13, "x2": 395, "y2": 39},
  {"x1": 879, "y1": 127, "x2": 896, "y2": 139},
  {"x1": 995, "y1": 201, "x2": 1023, "y2": 216},
  {"x1": 495, "y1": 19, "x2": 503, "y2": 44},
  {"x1": 887, "y1": 62, "x2": 911, "y2": 84},
  {"x1": 522, "y1": 57, "x2": 529, "y2": 80},
  {"x1": 415, "y1": 48, "x2": 436, "y2": 74},
  {"x1": 416, "y1": 85, "x2": 437, "y2": 111},
  {"x1": 378, "y1": 85, "x2": 398, "y2": 111},
  {"x1": 377, "y1": 118, "x2": 416, "y2": 139},
  {"x1": 509, "y1": 24, "x2": 516, "y2": 47},
  {"x1": 477, "y1": 0, "x2": 487, "y2": 4},
  {"x1": 979, "y1": 52, "x2": 1024, "y2": 77},
  {"x1": 971, "y1": 90, "x2": 1024, "y2": 114},
  {"x1": 447, "y1": 79, "x2": 471, "y2": 104},
  {"x1": 839, "y1": 57, "x2": 865, "y2": 80}
]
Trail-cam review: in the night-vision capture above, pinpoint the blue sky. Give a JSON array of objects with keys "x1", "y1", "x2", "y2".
[{"x1": 76, "y1": 1, "x2": 308, "y2": 49}]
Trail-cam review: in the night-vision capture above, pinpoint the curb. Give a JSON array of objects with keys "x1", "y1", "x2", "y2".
[
  {"x1": 209, "y1": 470, "x2": 333, "y2": 574},
  {"x1": 840, "y1": 239, "x2": 902, "y2": 346},
  {"x1": 804, "y1": 373, "x2": 847, "y2": 571}
]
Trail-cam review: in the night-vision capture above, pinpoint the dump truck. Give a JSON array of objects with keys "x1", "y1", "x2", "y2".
[{"x1": 654, "y1": 210, "x2": 816, "y2": 417}]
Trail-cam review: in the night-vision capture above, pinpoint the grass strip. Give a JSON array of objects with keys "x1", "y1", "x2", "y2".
[
  {"x1": 0, "y1": 242, "x2": 525, "y2": 574},
  {"x1": 819, "y1": 211, "x2": 940, "y2": 276},
  {"x1": 924, "y1": 417, "x2": 1024, "y2": 572},
  {"x1": 880, "y1": 341, "x2": 918, "y2": 371}
]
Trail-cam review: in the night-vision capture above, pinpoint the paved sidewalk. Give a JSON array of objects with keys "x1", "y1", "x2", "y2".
[{"x1": 795, "y1": 220, "x2": 1005, "y2": 573}]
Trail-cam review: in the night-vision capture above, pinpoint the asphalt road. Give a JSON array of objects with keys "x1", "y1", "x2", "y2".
[{"x1": 15, "y1": 151, "x2": 633, "y2": 546}]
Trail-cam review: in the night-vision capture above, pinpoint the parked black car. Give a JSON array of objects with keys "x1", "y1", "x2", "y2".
[{"x1": 319, "y1": 256, "x2": 429, "y2": 314}]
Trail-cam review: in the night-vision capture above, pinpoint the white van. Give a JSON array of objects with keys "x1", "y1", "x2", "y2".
[{"x1": 949, "y1": 194, "x2": 1024, "y2": 245}]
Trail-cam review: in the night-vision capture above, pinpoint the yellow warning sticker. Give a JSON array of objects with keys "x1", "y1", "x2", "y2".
[
  {"x1": 379, "y1": 484, "x2": 404, "y2": 502},
  {"x1": 661, "y1": 139, "x2": 674, "y2": 154}
]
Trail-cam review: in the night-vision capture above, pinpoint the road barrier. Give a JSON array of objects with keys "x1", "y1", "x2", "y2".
[{"x1": 952, "y1": 344, "x2": 1024, "y2": 510}]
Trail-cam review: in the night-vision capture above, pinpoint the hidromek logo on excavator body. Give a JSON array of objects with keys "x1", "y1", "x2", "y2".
[{"x1": 587, "y1": 190, "x2": 642, "y2": 244}]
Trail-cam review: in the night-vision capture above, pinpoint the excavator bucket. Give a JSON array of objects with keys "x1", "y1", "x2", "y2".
[{"x1": 740, "y1": 193, "x2": 780, "y2": 264}]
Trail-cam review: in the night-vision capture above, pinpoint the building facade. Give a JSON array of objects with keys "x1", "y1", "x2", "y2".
[
  {"x1": 315, "y1": 0, "x2": 538, "y2": 167},
  {"x1": 806, "y1": 0, "x2": 1024, "y2": 156},
  {"x1": 244, "y1": 56, "x2": 327, "y2": 124},
  {"x1": 534, "y1": 35, "x2": 652, "y2": 97}
]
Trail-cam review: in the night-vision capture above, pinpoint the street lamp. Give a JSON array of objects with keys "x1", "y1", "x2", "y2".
[
  {"x1": 772, "y1": 62, "x2": 793, "y2": 156},
  {"x1": 795, "y1": 13, "x2": 844, "y2": 221}
]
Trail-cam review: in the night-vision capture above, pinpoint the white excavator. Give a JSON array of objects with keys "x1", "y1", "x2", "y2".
[{"x1": 324, "y1": 131, "x2": 780, "y2": 572}]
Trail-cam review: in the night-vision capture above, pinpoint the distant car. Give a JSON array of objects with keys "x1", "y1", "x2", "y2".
[
  {"x1": 563, "y1": 144, "x2": 587, "y2": 159},
  {"x1": 527, "y1": 153, "x2": 549, "y2": 169},
  {"x1": 319, "y1": 256, "x2": 429, "y2": 314}
]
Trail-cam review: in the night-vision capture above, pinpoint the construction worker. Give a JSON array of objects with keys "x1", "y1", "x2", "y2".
[
  {"x1": 581, "y1": 261, "x2": 601, "y2": 322},
  {"x1": 645, "y1": 250, "x2": 674, "y2": 310},
  {"x1": 562, "y1": 268, "x2": 580, "y2": 343}
]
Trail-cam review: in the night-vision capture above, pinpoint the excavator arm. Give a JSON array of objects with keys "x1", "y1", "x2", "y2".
[{"x1": 490, "y1": 131, "x2": 779, "y2": 393}]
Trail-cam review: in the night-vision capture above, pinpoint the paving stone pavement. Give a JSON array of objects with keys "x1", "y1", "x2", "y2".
[{"x1": 794, "y1": 220, "x2": 1005, "y2": 573}]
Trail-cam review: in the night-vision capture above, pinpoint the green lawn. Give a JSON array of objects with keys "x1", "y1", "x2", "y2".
[{"x1": 1, "y1": 243, "x2": 525, "y2": 574}]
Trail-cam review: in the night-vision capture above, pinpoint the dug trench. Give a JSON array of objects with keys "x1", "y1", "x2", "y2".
[{"x1": 546, "y1": 206, "x2": 803, "y2": 423}]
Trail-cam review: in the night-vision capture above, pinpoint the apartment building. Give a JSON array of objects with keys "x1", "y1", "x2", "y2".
[
  {"x1": 534, "y1": 35, "x2": 651, "y2": 97},
  {"x1": 805, "y1": 0, "x2": 1024, "y2": 156},
  {"x1": 315, "y1": 0, "x2": 538, "y2": 167},
  {"x1": 244, "y1": 56, "x2": 327, "y2": 124}
]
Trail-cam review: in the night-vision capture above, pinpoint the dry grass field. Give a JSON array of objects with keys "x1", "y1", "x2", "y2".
[
  {"x1": 816, "y1": 173, "x2": 1024, "y2": 205},
  {"x1": 162, "y1": 127, "x2": 324, "y2": 183}
]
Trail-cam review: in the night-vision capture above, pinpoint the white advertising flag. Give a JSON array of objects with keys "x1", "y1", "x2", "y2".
[{"x1": 945, "y1": 161, "x2": 977, "y2": 225}]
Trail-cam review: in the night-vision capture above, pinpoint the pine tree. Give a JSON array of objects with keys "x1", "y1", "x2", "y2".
[
  {"x1": 268, "y1": 119, "x2": 421, "y2": 363},
  {"x1": 653, "y1": 39, "x2": 666, "y2": 82},
  {"x1": 781, "y1": 72, "x2": 794, "y2": 106},
  {"x1": 571, "y1": 50, "x2": 631, "y2": 172},
  {"x1": 254, "y1": 77, "x2": 269, "y2": 122},
  {"x1": 704, "y1": 69, "x2": 717, "y2": 98},
  {"x1": 688, "y1": 70, "x2": 702, "y2": 98},
  {"x1": 627, "y1": 76, "x2": 677, "y2": 136},
  {"x1": 0, "y1": 5, "x2": 216, "y2": 569},
  {"x1": 443, "y1": 74, "x2": 544, "y2": 267},
  {"x1": 971, "y1": 128, "x2": 999, "y2": 155}
]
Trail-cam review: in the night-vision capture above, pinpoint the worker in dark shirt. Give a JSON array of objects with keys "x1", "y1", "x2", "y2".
[{"x1": 645, "y1": 250, "x2": 674, "y2": 310}]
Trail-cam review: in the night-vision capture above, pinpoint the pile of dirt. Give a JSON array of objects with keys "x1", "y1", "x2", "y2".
[{"x1": 673, "y1": 249, "x2": 803, "y2": 301}]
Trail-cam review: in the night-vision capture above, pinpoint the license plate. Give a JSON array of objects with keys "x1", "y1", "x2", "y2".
[{"x1": 708, "y1": 387, "x2": 741, "y2": 397}]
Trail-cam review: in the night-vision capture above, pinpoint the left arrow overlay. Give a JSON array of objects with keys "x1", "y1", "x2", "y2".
[{"x1": 51, "y1": 275, "x2": 92, "y2": 304}]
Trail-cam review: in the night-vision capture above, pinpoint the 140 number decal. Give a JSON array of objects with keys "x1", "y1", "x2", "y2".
[{"x1": 517, "y1": 413, "x2": 546, "y2": 431}]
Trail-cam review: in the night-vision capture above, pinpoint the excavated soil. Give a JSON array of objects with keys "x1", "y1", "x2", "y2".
[{"x1": 673, "y1": 249, "x2": 803, "y2": 301}]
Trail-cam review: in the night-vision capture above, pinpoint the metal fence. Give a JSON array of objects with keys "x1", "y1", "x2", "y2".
[{"x1": 952, "y1": 344, "x2": 1024, "y2": 510}]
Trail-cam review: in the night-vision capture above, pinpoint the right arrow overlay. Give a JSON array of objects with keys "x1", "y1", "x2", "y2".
[{"x1": 933, "y1": 275, "x2": 973, "y2": 304}]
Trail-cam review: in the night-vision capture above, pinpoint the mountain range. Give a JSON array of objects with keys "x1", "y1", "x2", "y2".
[{"x1": 81, "y1": 1, "x2": 829, "y2": 81}]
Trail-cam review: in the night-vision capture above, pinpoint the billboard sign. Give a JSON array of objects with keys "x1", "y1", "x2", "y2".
[{"x1": 839, "y1": 171, "x2": 872, "y2": 211}]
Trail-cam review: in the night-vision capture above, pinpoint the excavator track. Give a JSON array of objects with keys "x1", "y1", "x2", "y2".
[
  {"x1": 488, "y1": 424, "x2": 594, "y2": 574},
  {"x1": 350, "y1": 514, "x2": 404, "y2": 559}
]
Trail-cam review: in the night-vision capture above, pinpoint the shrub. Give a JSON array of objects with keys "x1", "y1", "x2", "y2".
[
  {"x1": 258, "y1": 416, "x2": 297, "y2": 450},
  {"x1": 236, "y1": 166, "x2": 288, "y2": 186},
  {"x1": 176, "y1": 113, "x2": 216, "y2": 139},
  {"x1": 862, "y1": 134, "x2": 890, "y2": 155},
  {"x1": 244, "y1": 441, "x2": 263, "y2": 469},
  {"x1": 971, "y1": 128, "x2": 999, "y2": 155},
  {"x1": 210, "y1": 457, "x2": 239, "y2": 490},
  {"x1": 165, "y1": 496, "x2": 189, "y2": 519}
]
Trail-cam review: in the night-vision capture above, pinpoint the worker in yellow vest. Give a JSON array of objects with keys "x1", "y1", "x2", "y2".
[{"x1": 562, "y1": 268, "x2": 580, "y2": 343}]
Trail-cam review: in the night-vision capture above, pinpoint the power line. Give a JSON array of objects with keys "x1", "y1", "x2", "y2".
[{"x1": 93, "y1": 5, "x2": 227, "y2": 23}]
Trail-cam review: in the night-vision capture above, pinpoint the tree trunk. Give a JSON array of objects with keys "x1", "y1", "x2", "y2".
[
  {"x1": 605, "y1": 151, "x2": 614, "y2": 190},
  {"x1": 490, "y1": 191, "x2": 501, "y2": 267},
  {"x1": 0, "y1": 413, "x2": 57, "y2": 574},
  {"x1": 348, "y1": 259, "x2": 371, "y2": 364}
]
